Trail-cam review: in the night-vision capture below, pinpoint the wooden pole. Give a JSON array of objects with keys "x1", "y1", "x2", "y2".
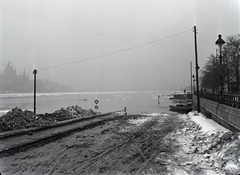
[
  {"x1": 194, "y1": 26, "x2": 200, "y2": 113},
  {"x1": 190, "y1": 61, "x2": 192, "y2": 94}
]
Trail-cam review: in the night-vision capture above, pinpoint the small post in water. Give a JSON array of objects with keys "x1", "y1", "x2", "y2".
[{"x1": 124, "y1": 107, "x2": 127, "y2": 115}]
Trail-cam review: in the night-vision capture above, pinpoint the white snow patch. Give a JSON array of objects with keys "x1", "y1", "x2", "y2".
[
  {"x1": 143, "y1": 113, "x2": 158, "y2": 116},
  {"x1": 204, "y1": 170, "x2": 222, "y2": 175},
  {"x1": 128, "y1": 117, "x2": 152, "y2": 126},
  {"x1": 143, "y1": 113, "x2": 167, "y2": 117},
  {"x1": 224, "y1": 160, "x2": 239, "y2": 171},
  {"x1": 0, "y1": 110, "x2": 10, "y2": 117},
  {"x1": 141, "y1": 113, "x2": 169, "y2": 117},
  {"x1": 188, "y1": 111, "x2": 228, "y2": 133}
]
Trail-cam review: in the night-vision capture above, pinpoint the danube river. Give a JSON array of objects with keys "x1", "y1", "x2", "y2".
[{"x1": 0, "y1": 91, "x2": 177, "y2": 116}]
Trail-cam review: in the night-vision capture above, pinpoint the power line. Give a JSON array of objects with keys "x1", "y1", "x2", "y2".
[
  {"x1": 196, "y1": 0, "x2": 208, "y2": 23},
  {"x1": 198, "y1": 0, "x2": 214, "y2": 25},
  {"x1": 38, "y1": 29, "x2": 192, "y2": 71}
]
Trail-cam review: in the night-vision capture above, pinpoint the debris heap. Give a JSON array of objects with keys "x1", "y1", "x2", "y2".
[{"x1": 0, "y1": 106, "x2": 98, "y2": 132}]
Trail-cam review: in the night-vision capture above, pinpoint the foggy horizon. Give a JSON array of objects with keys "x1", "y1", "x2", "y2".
[{"x1": 0, "y1": 0, "x2": 239, "y2": 92}]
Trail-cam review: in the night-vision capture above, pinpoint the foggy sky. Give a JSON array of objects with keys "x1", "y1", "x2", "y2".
[{"x1": 0, "y1": 0, "x2": 240, "y2": 92}]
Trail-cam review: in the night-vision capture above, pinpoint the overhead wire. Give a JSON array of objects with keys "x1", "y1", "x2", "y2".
[
  {"x1": 198, "y1": 0, "x2": 214, "y2": 25},
  {"x1": 38, "y1": 29, "x2": 192, "y2": 71},
  {"x1": 196, "y1": 0, "x2": 208, "y2": 24}
]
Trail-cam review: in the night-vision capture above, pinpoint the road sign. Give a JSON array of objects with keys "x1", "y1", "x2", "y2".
[
  {"x1": 95, "y1": 105, "x2": 99, "y2": 109},
  {"x1": 94, "y1": 99, "x2": 99, "y2": 104}
]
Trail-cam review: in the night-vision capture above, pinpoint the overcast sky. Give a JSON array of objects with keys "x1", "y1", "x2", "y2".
[{"x1": 0, "y1": 0, "x2": 240, "y2": 92}]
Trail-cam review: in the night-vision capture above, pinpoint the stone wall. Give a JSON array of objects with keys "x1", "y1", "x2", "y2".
[{"x1": 193, "y1": 95, "x2": 240, "y2": 132}]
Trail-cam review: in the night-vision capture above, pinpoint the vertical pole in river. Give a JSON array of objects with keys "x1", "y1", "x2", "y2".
[
  {"x1": 33, "y1": 69, "x2": 37, "y2": 115},
  {"x1": 193, "y1": 26, "x2": 200, "y2": 113},
  {"x1": 124, "y1": 107, "x2": 127, "y2": 115}
]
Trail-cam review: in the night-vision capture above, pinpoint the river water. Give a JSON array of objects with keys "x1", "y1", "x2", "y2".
[{"x1": 0, "y1": 91, "x2": 177, "y2": 116}]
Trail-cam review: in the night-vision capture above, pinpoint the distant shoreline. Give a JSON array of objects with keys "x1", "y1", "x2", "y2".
[{"x1": 0, "y1": 90, "x2": 179, "y2": 99}]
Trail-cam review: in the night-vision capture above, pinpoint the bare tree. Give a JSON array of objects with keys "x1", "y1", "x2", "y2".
[
  {"x1": 201, "y1": 54, "x2": 220, "y2": 92},
  {"x1": 201, "y1": 34, "x2": 240, "y2": 93}
]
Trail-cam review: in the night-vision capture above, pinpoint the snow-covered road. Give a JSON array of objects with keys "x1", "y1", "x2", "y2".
[{"x1": 0, "y1": 112, "x2": 239, "y2": 175}]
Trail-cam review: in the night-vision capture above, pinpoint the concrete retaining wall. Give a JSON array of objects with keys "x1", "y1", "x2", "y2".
[{"x1": 193, "y1": 95, "x2": 240, "y2": 132}]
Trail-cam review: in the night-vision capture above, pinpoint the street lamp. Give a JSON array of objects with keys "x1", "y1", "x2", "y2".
[{"x1": 215, "y1": 34, "x2": 225, "y2": 96}]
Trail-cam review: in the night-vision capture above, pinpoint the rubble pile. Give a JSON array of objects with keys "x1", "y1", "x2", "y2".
[
  {"x1": 0, "y1": 106, "x2": 98, "y2": 132},
  {"x1": 0, "y1": 108, "x2": 37, "y2": 131}
]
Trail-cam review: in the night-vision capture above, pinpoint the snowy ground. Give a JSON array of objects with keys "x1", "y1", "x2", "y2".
[
  {"x1": 0, "y1": 111, "x2": 239, "y2": 175},
  {"x1": 174, "y1": 111, "x2": 240, "y2": 175}
]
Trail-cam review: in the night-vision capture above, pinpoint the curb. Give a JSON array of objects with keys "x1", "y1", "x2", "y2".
[{"x1": 0, "y1": 112, "x2": 113, "y2": 139}]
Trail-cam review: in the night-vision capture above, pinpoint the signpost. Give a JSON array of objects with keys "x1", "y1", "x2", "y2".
[
  {"x1": 33, "y1": 69, "x2": 37, "y2": 115},
  {"x1": 94, "y1": 99, "x2": 99, "y2": 110}
]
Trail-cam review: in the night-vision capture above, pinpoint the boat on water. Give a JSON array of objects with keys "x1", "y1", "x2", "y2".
[
  {"x1": 169, "y1": 93, "x2": 192, "y2": 101},
  {"x1": 169, "y1": 92, "x2": 193, "y2": 113},
  {"x1": 169, "y1": 104, "x2": 193, "y2": 113}
]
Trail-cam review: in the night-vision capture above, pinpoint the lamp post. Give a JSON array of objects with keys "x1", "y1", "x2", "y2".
[{"x1": 215, "y1": 34, "x2": 225, "y2": 100}]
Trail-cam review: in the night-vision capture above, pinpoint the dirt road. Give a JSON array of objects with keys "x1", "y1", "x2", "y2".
[{"x1": 0, "y1": 113, "x2": 238, "y2": 174}]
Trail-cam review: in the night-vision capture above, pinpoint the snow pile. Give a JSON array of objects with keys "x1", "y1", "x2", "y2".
[{"x1": 182, "y1": 111, "x2": 240, "y2": 174}]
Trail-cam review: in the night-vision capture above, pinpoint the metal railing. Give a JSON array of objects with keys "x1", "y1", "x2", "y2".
[{"x1": 195, "y1": 91, "x2": 240, "y2": 108}]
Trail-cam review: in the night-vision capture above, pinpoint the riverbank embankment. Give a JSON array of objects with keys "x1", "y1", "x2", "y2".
[{"x1": 193, "y1": 95, "x2": 240, "y2": 132}]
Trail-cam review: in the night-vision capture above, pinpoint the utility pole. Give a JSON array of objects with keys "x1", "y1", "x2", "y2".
[
  {"x1": 190, "y1": 61, "x2": 192, "y2": 94},
  {"x1": 194, "y1": 26, "x2": 200, "y2": 113},
  {"x1": 33, "y1": 69, "x2": 37, "y2": 114}
]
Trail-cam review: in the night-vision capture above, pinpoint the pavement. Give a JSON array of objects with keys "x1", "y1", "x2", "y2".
[{"x1": 0, "y1": 113, "x2": 118, "y2": 156}]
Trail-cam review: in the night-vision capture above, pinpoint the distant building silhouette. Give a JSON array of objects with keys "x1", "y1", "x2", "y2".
[
  {"x1": 0, "y1": 61, "x2": 31, "y2": 93},
  {"x1": 3, "y1": 61, "x2": 17, "y2": 79},
  {"x1": 0, "y1": 61, "x2": 72, "y2": 93}
]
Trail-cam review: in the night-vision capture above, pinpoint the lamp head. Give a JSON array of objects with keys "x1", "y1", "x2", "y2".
[{"x1": 215, "y1": 34, "x2": 225, "y2": 47}]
